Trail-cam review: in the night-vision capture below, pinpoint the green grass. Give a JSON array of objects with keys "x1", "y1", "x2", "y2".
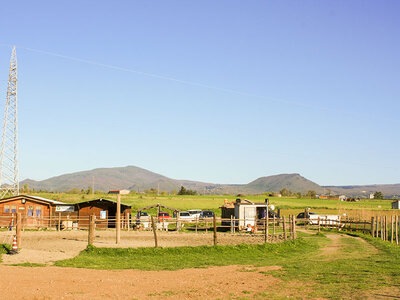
[
  {"x1": 10, "y1": 262, "x2": 46, "y2": 267},
  {"x1": 54, "y1": 232, "x2": 400, "y2": 299},
  {"x1": 31, "y1": 192, "x2": 397, "y2": 218},
  {"x1": 55, "y1": 236, "x2": 319, "y2": 270}
]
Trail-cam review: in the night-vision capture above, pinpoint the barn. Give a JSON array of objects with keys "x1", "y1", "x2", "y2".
[
  {"x1": 0, "y1": 195, "x2": 74, "y2": 228},
  {"x1": 75, "y1": 198, "x2": 132, "y2": 228}
]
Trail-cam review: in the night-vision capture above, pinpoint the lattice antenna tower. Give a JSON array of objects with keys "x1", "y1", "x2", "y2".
[{"x1": 0, "y1": 46, "x2": 19, "y2": 198}]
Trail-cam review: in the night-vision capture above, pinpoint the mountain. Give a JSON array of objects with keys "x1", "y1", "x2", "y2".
[
  {"x1": 21, "y1": 165, "x2": 400, "y2": 196},
  {"x1": 323, "y1": 184, "x2": 400, "y2": 198},
  {"x1": 21, "y1": 166, "x2": 323, "y2": 194}
]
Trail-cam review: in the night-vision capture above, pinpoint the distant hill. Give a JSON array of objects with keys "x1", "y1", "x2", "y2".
[
  {"x1": 324, "y1": 184, "x2": 400, "y2": 198},
  {"x1": 21, "y1": 165, "x2": 400, "y2": 196}
]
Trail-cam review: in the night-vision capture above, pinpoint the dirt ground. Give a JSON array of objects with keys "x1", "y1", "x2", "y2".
[
  {"x1": 0, "y1": 264, "x2": 283, "y2": 299},
  {"x1": 1, "y1": 230, "x2": 397, "y2": 299},
  {"x1": 0, "y1": 230, "x2": 267, "y2": 264}
]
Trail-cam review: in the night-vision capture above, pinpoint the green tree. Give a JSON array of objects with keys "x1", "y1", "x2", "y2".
[
  {"x1": 305, "y1": 190, "x2": 317, "y2": 199},
  {"x1": 177, "y1": 186, "x2": 197, "y2": 195},
  {"x1": 374, "y1": 191, "x2": 384, "y2": 199},
  {"x1": 280, "y1": 188, "x2": 292, "y2": 197}
]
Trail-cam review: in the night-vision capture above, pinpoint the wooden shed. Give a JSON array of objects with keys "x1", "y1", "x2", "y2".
[
  {"x1": 221, "y1": 199, "x2": 269, "y2": 230},
  {"x1": 75, "y1": 198, "x2": 132, "y2": 228},
  {"x1": 0, "y1": 195, "x2": 74, "y2": 228}
]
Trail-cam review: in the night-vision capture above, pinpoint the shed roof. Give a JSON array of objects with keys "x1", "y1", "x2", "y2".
[
  {"x1": 76, "y1": 198, "x2": 131, "y2": 209},
  {"x1": 0, "y1": 195, "x2": 68, "y2": 206}
]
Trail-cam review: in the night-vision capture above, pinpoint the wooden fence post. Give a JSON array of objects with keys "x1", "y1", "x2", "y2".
[
  {"x1": 195, "y1": 217, "x2": 198, "y2": 233},
  {"x1": 376, "y1": 216, "x2": 379, "y2": 238},
  {"x1": 371, "y1": 217, "x2": 375, "y2": 237},
  {"x1": 88, "y1": 214, "x2": 96, "y2": 246},
  {"x1": 273, "y1": 215, "x2": 276, "y2": 235},
  {"x1": 16, "y1": 213, "x2": 22, "y2": 248},
  {"x1": 263, "y1": 217, "x2": 267, "y2": 243},
  {"x1": 230, "y1": 215, "x2": 233, "y2": 233},
  {"x1": 381, "y1": 217, "x2": 384, "y2": 240},
  {"x1": 318, "y1": 216, "x2": 321, "y2": 233},
  {"x1": 213, "y1": 215, "x2": 217, "y2": 246},
  {"x1": 283, "y1": 216, "x2": 287, "y2": 241},
  {"x1": 151, "y1": 216, "x2": 158, "y2": 248},
  {"x1": 266, "y1": 207, "x2": 269, "y2": 241},
  {"x1": 57, "y1": 213, "x2": 61, "y2": 232},
  {"x1": 396, "y1": 216, "x2": 399, "y2": 245},
  {"x1": 385, "y1": 216, "x2": 388, "y2": 241},
  {"x1": 293, "y1": 215, "x2": 297, "y2": 239},
  {"x1": 391, "y1": 216, "x2": 394, "y2": 243}
]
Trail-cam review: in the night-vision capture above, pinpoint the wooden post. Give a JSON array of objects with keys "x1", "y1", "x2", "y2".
[
  {"x1": 195, "y1": 217, "x2": 198, "y2": 233},
  {"x1": 127, "y1": 212, "x2": 130, "y2": 231},
  {"x1": 293, "y1": 215, "x2": 297, "y2": 239},
  {"x1": 88, "y1": 214, "x2": 95, "y2": 246},
  {"x1": 230, "y1": 215, "x2": 233, "y2": 234},
  {"x1": 391, "y1": 216, "x2": 394, "y2": 243},
  {"x1": 385, "y1": 216, "x2": 388, "y2": 241},
  {"x1": 116, "y1": 194, "x2": 121, "y2": 244},
  {"x1": 176, "y1": 214, "x2": 180, "y2": 232},
  {"x1": 318, "y1": 216, "x2": 321, "y2": 233},
  {"x1": 57, "y1": 213, "x2": 61, "y2": 232},
  {"x1": 273, "y1": 215, "x2": 276, "y2": 235},
  {"x1": 304, "y1": 209, "x2": 308, "y2": 229},
  {"x1": 213, "y1": 215, "x2": 217, "y2": 246},
  {"x1": 396, "y1": 216, "x2": 399, "y2": 245},
  {"x1": 266, "y1": 206, "x2": 269, "y2": 241},
  {"x1": 381, "y1": 217, "x2": 384, "y2": 240},
  {"x1": 151, "y1": 216, "x2": 158, "y2": 248},
  {"x1": 283, "y1": 216, "x2": 287, "y2": 241},
  {"x1": 376, "y1": 216, "x2": 379, "y2": 238},
  {"x1": 254, "y1": 216, "x2": 257, "y2": 233},
  {"x1": 16, "y1": 213, "x2": 22, "y2": 248},
  {"x1": 371, "y1": 217, "x2": 375, "y2": 237},
  {"x1": 264, "y1": 217, "x2": 267, "y2": 243}
]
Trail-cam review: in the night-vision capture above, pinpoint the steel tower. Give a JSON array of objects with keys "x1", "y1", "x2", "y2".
[{"x1": 0, "y1": 46, "x2": 19, "y2": 198}]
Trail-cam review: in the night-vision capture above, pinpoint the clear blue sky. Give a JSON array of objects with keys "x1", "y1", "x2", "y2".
[{"x1": 0, "y1": 0, "x2": 399, "y2": 186}]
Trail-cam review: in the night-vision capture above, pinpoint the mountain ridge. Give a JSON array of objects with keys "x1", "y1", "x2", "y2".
[{"x1": 21, "y1": 165, "x2": 400, "y2": 196}]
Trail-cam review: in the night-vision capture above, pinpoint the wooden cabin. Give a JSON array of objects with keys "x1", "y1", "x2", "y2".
[
  {"x1": 75, "y1": 198, "x2": 132, "y2": 228},
  {"x1": 0, "y1": 195, "x2": 74, "y2": 228}
]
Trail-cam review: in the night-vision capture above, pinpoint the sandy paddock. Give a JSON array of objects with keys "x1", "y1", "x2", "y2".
[{"x1": 0, "y1": 230, "x2": 268, "y2": 264}]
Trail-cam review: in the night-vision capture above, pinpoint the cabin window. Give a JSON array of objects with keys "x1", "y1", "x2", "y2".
[
  {"x1": 28, "y1": 206, "x2": 34, "y2": 216},
  {"x1": 11, "y1": 205, "x2": 17, "y2": 213},
  {"x1": 4, "y1": 205, "x2": 10, "y2": 213},
  {"x1": 36, "y1": 206, "x2": 42, "y2": 217}
]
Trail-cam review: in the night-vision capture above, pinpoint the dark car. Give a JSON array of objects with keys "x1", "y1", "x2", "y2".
[
  {"x1": 136, "y1": 211, "x2": 149, "y2": 218},
  {"x1": 296, "y1": 212, "x2": 317, "y2": 219},
  {"x1": 200, "y1": 211, "x2": 214, "y2": 218}
]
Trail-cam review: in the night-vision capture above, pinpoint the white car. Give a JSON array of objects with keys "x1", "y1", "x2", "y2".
[
  {"x1": 187, "y1": 209, "x2": 202, "y2": 220},
  {"x1": 178, "y1": 211, "x2": 193, "y2": 221}
]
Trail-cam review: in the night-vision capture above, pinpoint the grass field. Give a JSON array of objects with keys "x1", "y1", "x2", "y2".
[
  {"x1": 55, "y1": 231, "x2": 400, "y2": 298},
  {"x1": 32, "y1": 192, "x2": 399, "y2": 219}
]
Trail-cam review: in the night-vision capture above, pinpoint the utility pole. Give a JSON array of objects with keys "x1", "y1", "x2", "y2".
[{"x1": 0, "y1": 46, "x2": 19, "y2": 198}]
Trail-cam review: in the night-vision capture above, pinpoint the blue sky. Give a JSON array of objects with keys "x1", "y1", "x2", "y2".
[{"x1": 0, "y1": 0, "x2": 399, "y2": 186}]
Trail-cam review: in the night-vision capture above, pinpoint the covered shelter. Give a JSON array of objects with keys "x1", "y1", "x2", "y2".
[
  {"x1": 221, "y1": 198, "x2": 269, "y2": 230},
  {"x1": 0, "y1": 195, "x2": 75, "y2": 228},
  {"x1": 75, "y1": 198, "x2": 132, "y2": 228}
]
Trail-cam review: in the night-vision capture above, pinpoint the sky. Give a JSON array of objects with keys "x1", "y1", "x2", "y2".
[{"x1": 0, "y1": 0, "x2": 399, "y2": 186}]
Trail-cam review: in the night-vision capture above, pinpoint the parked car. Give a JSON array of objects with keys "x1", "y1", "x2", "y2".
[
  {"x1": 296, "y1": 212, "x2": 318, "y2": 219},
  {"x1": 187, "y1": 209, "x2": 202, "y2": 219},
  {"x1": 297, "y1": 212, "x2": 340, "y2": 225},
  {"x1": 157, "y1": 212, "x2": 170, "y2": 219},
  {"x1": 177, "y1": 211, "x2": 193, "y2": 220},
  {"x1": 200, "y1": 211, "x2": 214, "y2": 218}
]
